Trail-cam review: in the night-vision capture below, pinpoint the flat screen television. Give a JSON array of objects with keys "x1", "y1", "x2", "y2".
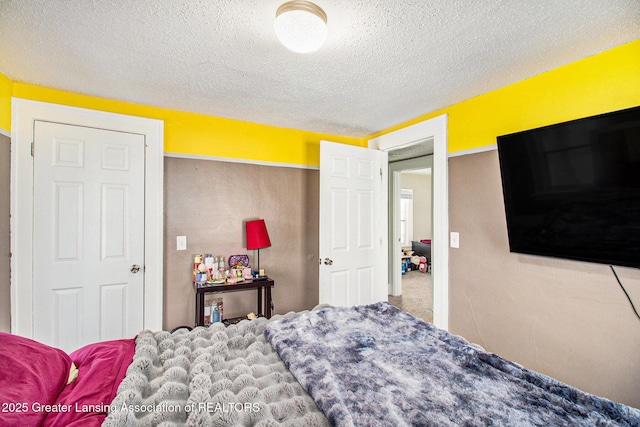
[{"x1": 496, "y1": 106, "x2": 640, "y2": 268}]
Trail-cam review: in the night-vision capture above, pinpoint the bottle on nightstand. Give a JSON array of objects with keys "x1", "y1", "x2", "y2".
[
  {"x1": 212, "y1": 303, "x2": 220, "y2": 323},
  {"x1": 217, "y1": 257, "x2": 226, "y2": 281},
  {"x1": 210, "y1": 298, "x2": 224, "y2": 323}
]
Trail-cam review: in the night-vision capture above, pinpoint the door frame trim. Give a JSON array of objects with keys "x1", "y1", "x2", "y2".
[
  {"x1": 10, "y1": 98, "x2": 164, "y2": 337},
  {"x1": 369, "y1": 114, "x2": 449, "y2": 330}
]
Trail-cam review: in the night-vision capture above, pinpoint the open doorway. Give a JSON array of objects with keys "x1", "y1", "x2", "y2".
[
  {"x1": 387, "y1": 151, "x2": 433, "y2": 323},
  {"x1": 369, "y1": 114, "x2": 448, "y2": 330}
]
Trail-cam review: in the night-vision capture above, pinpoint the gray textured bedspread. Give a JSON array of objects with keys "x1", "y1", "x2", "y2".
[
  {"x1": 265, "y1": 302, "x2": 640, "y2": 427},
  {"x1": 102, "y1": 312, "x2": 330, "y2": 426}
]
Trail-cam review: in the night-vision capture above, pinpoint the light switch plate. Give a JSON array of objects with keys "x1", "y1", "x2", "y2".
[
  {"x1": 177, "y1": 235, "x2": 187, "y2": 251},
  {"x1": 450, "y1": 232, "x2": 459, "y2": 248}
]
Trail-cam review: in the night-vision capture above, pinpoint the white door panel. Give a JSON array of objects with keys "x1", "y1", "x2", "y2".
[
  {"x1": 319, "y1": 141, "x2": 387, "y2": 306},
  {"x1": 33, "y1": 121, "x2": 145, "y2": 351}
]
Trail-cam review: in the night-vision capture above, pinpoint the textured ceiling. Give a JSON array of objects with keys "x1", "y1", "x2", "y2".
[{"x1": 0, "y1": 1, "x2": 638, "y2": 138}]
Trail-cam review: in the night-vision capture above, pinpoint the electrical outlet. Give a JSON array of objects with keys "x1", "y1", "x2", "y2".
[
  {"x1": 177, "y1": 235, "x2": 187, "y2": 251},
  {"x1": 450, "y1": 232, "x2": 460, "y2": 248}
]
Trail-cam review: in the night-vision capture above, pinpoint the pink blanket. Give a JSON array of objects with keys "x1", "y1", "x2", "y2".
[{"x1": 0, "y1": 332, "x2": 135, "y2": 427}]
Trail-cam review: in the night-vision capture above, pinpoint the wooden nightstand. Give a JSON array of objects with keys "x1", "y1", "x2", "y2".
[{"x1": 194, "y1": 278, "x2": 274, "y2": 326}]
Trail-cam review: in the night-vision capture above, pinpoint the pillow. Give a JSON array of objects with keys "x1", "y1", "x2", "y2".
[
  {"x1": 42, "y1": 338, "x2": 135, "y2": 427},
  {"x1": 0, "y1": 332, "x2": 73, "y2": 427}
]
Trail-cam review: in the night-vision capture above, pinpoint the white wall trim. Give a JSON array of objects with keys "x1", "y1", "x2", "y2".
[
  {"x1": 449, "y1": 144, "x2": 497, "y2": 158},
  {"x1": 369, "y1": 114, "x2": 449, "y2": 330},
  {"x1": 11, "y1": 98, "x2": 164, "y2": 336},
  {"x1": 0, "y1": 128, "x2": 10, "y2": 137},
  {"x1": 165, "y1": 151, "x2": 320, "y2": 170}
]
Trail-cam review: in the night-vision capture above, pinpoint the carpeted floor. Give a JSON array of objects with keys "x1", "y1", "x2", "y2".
[{"x1": 388, "y1": 269, "x2": 433, "y2": 323}]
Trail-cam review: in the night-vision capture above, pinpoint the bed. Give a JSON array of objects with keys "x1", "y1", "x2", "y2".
[{"x1": 2, "y1": 303, "x2": 639, "y2": 426}]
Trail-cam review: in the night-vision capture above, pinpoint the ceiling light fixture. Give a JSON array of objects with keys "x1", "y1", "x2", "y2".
[{"x1": 274, "y1": 1, "x2": 328, "y2": 53}]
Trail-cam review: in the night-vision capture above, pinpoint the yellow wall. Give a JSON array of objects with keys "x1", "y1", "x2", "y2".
[
  {"x1": 4, "y1": 38, "x2": 639, "y2": 159},
  {"x1": 9, "y1": 83, "x2": 363, "y2": 167},
  {"x1": 371, "y1": 38, "x2": 640, "y2": 153},
  {"x1": 0, "y1": 73, "x2": 12, "y2": 133}
]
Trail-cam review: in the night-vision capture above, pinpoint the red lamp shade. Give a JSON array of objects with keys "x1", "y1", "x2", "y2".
[{"x1": 246, "y1": 219, "x2": 271, "y2": 250}]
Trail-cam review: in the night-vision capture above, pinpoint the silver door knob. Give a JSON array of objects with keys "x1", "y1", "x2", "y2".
[
  {"x1": 323, "y1": 258, "x2": 333, "y2": 265},
  {"x1": 131, "y1": 264, "x2": 141, "y2": 273}
]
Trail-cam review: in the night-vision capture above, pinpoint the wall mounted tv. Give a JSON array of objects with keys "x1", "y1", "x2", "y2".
[{"x1": 497, "y1": 105, "x2": 640, "y2": 268}]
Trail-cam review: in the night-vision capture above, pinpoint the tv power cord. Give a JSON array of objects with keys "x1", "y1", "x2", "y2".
[{"x1": 610, "y1": 265, "x2": 640, "y2": 322}]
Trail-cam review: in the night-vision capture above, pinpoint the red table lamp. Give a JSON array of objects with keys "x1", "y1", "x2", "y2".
[{"x1": 246, "y1": 219, "x2": 271, "y2": 273}]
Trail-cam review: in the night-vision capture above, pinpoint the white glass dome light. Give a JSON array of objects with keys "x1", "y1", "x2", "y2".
[{"x1": 274, "y1": 1, "x2": 328, "y2": 53}]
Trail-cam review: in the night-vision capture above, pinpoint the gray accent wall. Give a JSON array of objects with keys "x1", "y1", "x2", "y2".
[
  {"x1": 448, "y1": 149, "x2": 640, "y2": 408},
  {"x1": 163, "y1": 156, "x2": 320, "y2": 330}
]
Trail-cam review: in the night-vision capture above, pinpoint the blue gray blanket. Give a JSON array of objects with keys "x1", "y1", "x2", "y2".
[{"x1": 265, "y1": 302, "x2": 640, "y2": 426}]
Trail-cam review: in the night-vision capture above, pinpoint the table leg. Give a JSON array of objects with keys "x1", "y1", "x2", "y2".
[
  {"x1": 265, "y1": 285, "x2": 272, "y2": 318},
  {"x1": 257, "y1": 287, "x2": 262, "y2": 317},
  {"x1": 195, "y1": 291, "x2": 203, "y2": 326}
]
